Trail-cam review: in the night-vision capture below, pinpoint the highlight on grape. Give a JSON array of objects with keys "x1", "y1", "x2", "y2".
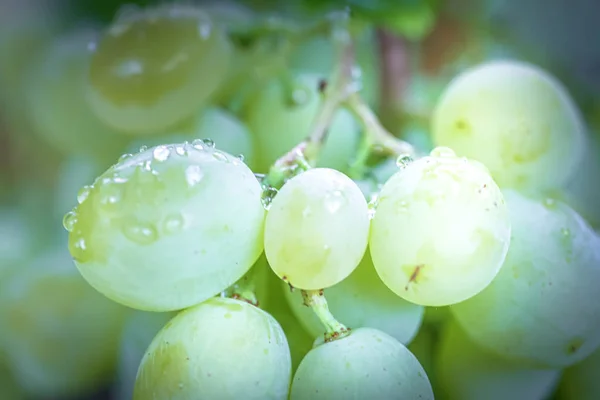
[{"x1": 1, "y1": 1, "x2": 599, "y2": 399}]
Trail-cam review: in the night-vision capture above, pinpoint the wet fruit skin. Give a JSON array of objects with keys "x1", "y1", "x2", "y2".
[{"x1": 65, "y1": 142, "x2": 265, "y2": 312}]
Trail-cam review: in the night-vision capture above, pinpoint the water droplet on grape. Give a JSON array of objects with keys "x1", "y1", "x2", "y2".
[
  {"x1": 98, "y1": 183, "x2": 123, "y2": 212},
  {"x1": 237, "y1": 154, "x2": 245, "y2": 162},
  {"x1": 70, "y1": 236, "x2": 89, "y2": 263},
  {"x1": 396, "y1": 154, "x2": 413, "y2": 169},
  {"x1": 163, "y1": 214, "x2": 184, "y2": 235},
  {"x1": 175, "y1": 145, "x2": 187, "y2": 156},
  {"x1": 544, "y1": 198, "x2": 557, "y2": 209},
  {"x1": 431, "y1": 147, "x2": 456, "y2": 158},
  {"x1": 77, "y1": 185, "x2": 92, "y2": 204},
  {"x1": 62, "y1": 211, "x2": 77, "y2": 232},
  {"x1": 192, "y1": 139, "x2": 204, "y2": 150},
  {"x1": 138, "y1": 145, "x2": 148, "y2": 153},
  {"x1": 324, "y1": 190, "x2": 347, "y2": 213},
  {"x1": 202, "y1": 138, "x2": 215, "y2": 148},
  {"x1": 212, "y1": 150, "x2": 228, "y2": 162},
  {"x1": 292, "y1": 87, "x2": 309, "y2": 105},
  {"x1": 122, "y1": 221, "x2": 158, "y2": 245},
  {"x1": 185, "y1": 165, "x2": 204, "y2": 187},
  {"x1": 261, "y1": 186, "x2": 278, "y2": 210},
  {"x1": 153, "y1": 145, "x2": 170, "y2": 162},
  {"x1": 118, "y1": 153, "x2": 133, "y2": 163}
]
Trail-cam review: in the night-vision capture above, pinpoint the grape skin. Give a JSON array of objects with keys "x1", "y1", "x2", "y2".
[
  {"x1": 369, "y1": 147, "x2": 511, "y2": 306},
  {"x1": 435, "y1": 320, "x2": 561, "y2": 400},
  {"x1": 285, "y1": 251, "x2": 424, "y2": 345},
  {"x1": 290, "y1": 327, "x2": 434, "y2": 400},
  {"x1": 431, "y1": 60, "x2": 586, "y2": 191},
  {"x1": 86, "y1": 5, "x2": 232, "y2": 134},
  {"x1": 265, "y1": 168, "x2": 370, "y2": 290},
  {"x1": 66, "y1": 143, "x2": 265, "y2": 311},
  {"x1": 0, "y1": 247, "x2": 129, "y2": 398},
  {"x1": 451, "y1": 190, "x2": 600, "y2": 367},
  {"x1": 133, "y1": 297, "x2": 291, "y2": 400}
]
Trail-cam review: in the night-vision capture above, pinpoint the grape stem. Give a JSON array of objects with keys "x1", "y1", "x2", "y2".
[
  {"x1": 223, "y1": 267, "x2": 259, "y2": 307},
  {"x1": 301, "y1": 289, "x2": 350, "y2": 343}
]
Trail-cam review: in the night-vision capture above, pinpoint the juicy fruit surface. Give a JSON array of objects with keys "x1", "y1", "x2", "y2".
[
  {"x1": 451, "y1": 190, "x2": 600, "y2": 367},
  {"x1": 86, "y1": 4, "x2": 232, "y2": 134},
  {"x1": 370, "y1": 147, "x2": 511, "y2": 306},
  {"x1": 66, "y1": 143, "x2": 265, "y2": 311},
  {"x1": 432, "y1": 60, "x2": 586, "y2": 191},
  {"x1": 290, "y1": 327, "x2": 434, "y2": 400},
  {"x1": 285, "y1": 251, "x2": 424, "y2": 344},
  {"x1": 435, "y1": 319, "x2": 561, "y2": 400},
  {"x1": 133, "y1": 297, "x2": 291, "y2": 400},
  {"x1": 265, "y1": 168, "x2": 370, "y2": 290}
]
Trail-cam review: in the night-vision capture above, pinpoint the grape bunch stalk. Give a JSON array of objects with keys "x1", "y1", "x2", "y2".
[{"x1": 2, "y1": 1, "x2": 598, "y2": 400}]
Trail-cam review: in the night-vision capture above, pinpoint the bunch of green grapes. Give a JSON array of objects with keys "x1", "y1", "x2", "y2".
[{"x1": 28, "y1": 2, "x2": 599, "y2": 399}]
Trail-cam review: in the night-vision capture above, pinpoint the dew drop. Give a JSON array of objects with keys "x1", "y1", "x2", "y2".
[
  {"x1": 97, "y1": 183, "x2": 123, "y2": 212},
  {"x1": 185, "y1": 165, "x2": 204, "y2": 187},
  {"x1": 175, "y1": 145, "x2": 187, "y2": 156},
  {"x1": 192, "y1": 139, "x2": 204, "y2": 150},
  {"x1": 122, "y1": 221, "x2": 158, "y2": 245},
  {"x1": 544, "y1": 198, "x2": 557, "y2": 209},
  {"x1": 431, "y1": 146, "x2": 456, "y2": 158},
  {"x1": 396, "y1": 154, "x2": 413, "y2": 169},
  {"x1": 324, "y1": 190, "x2": 347, "y2": 213},
  {"x1": 261, "y1": 186, "x2": 278, "y2": 210},
  {"x1": 118, "y1": 153, "x2": 133, "y2": 163},
  {"x1": 138, "y1": 145, "x2": 148, "y2": 153},
  {"x1": 237, "y1": 154, "x2": 245, "y2": 162},
  {"x1": 62, "y1": 211, "x2": 77, "y2": 232},
  {"x1": 153, "y1": 145, "x2": 170, "y2": 162},
  {"x1": 77, "y1": 185, "x2": 92, "y2": 204},
  {"x1": 202, "y1": 138, "x2": 215, "y2": 148},
  {"x1": 163, "y1": 214, "x2": 184, "y2": 235},
  {"x1": 70, "y1": 236, "x2": 89, "y2": 262},
  {"x1": 212, "y1": 150, "x2": 228, "y2": 162}
]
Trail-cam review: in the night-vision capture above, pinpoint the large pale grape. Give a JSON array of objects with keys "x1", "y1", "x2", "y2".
[
  {"x1": 435, "y1": 319, "x2": 561, "y2": 400},
  {"x1": 369, "y1": 147, "x2": 511, "y2": 306},
  {"x1": 126, "y1": 107, "x2": 255, "y2": 168},
  {"x1": 285, "y1": 251, "x2": 424, "y2": 344},
  {"x1": 431, "y1": 60, "x2": 586, "y2": 191},
  {"x1": 115, "y1": 311, "x2": 176, "y2": 400},
  {"x1": 265, "y1": 168, "x2": 370, "y2": 290},
  {"x1": 86, "y1": 4, "x2": 232, "y2": 134},
  {"x1": 133, "y1": 297, "x2": 291, "y2": 400},
  {"x1": 65, "y1": 142, "x2": 265, "y2": 311},
  {"x1": 25, "y1": 28, "x2": 128, "y2": 162},
  {"x1": 451, "y1": 190, "x2": 600, "y2": 367},
  {"x1": 244, "y1": 73, "x2": 361, "y2": 173},
  {"x1": 0, "y1": 247, "x2": 129, "y2": 398},
  {"x1": 290, "y1": 327, "x2": 434, "y2": 399},
  {"x1": 558, "y1": 346, "x2": 600, "y2": 400}
]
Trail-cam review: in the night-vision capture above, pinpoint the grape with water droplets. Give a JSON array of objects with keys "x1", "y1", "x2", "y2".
[
  {"x1": 64, "y1": 142, "x2": 265, "y2": 311},
  {"x1": 264, "y1": 168, "x2": 370, "y2": 290},
  {"x1": 86, "y1": 4, "x2": 233, "y2": 134},
  {"x1": 369, "y1": 146, "x2": 511, "y2": 307}
]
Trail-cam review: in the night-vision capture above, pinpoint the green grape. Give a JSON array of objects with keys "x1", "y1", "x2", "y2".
[
  {"x1": 115, "y1": 310, "x2": 177, "y2": 400},
  {"x1": 288, "y1": 29, "x2": 380, "y2": 107},
  {"x1": 369, "y1": 147, "x2": 511, "y2": 306},
  {"x1": 0, "y1": 247, "x2": 129, "y2": 398},
  {"x1": 290, "y1": 327, "x2": 434, "y2": 399},
  {"x1": 126, "y1": 107, "x2": 256, "y2": 169},
  {"x1": 285, "y1": 251, "x2": 424, "y2": 344},
  {"x1": 86, "y1": 4, "x2": 232, "y2": 134},
  {"x1": 263, "y1": 264, "x2": 314, "y2": 373},
  {"x1": 24, "y1": 27, "x2": 129, "y2": 162},
  {"x1": 435, "y1": 320, "x2": 561, "y2": 400},
  {"x1": 451, "y1": 190, "x2": 600, "y2": 367},
  {"x1": 431, "y1": 60, "x2": 586, "y2": 191},
  {"x1": 265, "y1": 168, "x2": 370, "y2": 290},
  {"x1": 133, "y1": 297, "x2": 291, "y2": 400},
  {"x1": 244, "y1": 73, "x2": 361, "y2": 173},
  {"x1": 65, "y1": 142, "x2": 265, "y2": 311},
  {"x1": 558, "y1": 346, "x2": 600, "y2": 400}
]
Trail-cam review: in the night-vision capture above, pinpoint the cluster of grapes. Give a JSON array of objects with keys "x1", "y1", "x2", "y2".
[{"x1": 1, "y1": 1, "x2": 600, "y2": 400}]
